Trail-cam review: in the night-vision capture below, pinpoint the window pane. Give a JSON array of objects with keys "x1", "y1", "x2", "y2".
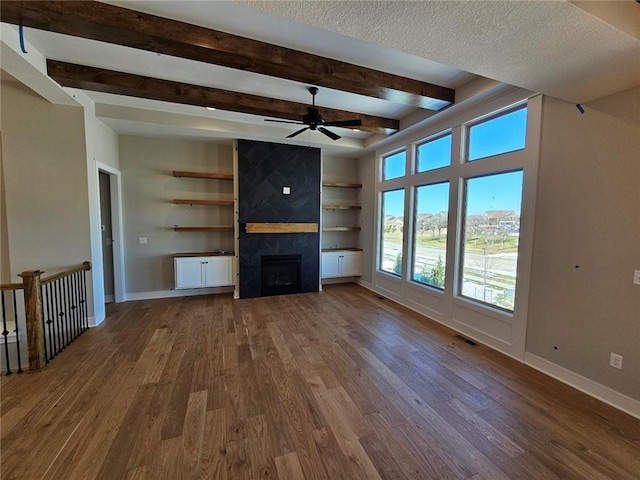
[
  {"x1": 380, "y1": 189, "x2": 405, "y2": 276},
  {"x1": 460, "y1": 171, "x2": 523, "y2": 311},
  {"x1": 413, "y1": 182, "x2": 449, "y2": 289},
  {"x1": 417, "y1": 134, "x2": 451, "y2": 172},
  {"x1": 468, "y1": 106, "x2": 527, "y2": 161},
  {"x1": 383, "y1": 151, "x2": 405, "y2": 180}
]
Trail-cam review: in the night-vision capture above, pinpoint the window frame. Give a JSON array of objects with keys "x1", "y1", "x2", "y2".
[
  {"x1": 378, "y1": 188, "x2": 405, "y2": 277},
  {"x1": 465, "y1": 104, "x2": 528, "y2": 163},
  {"x1": 381, "y1": 149, "x2": 407, "y2": 182},
  {"x1": 415, "y1": 130, "x2": 453, "y2": 174},
  {"x1": 411, "y1": 180, "x2": 450, "y2": 291},
  {"x1": 458, "y1": 170, "x2": 524, "y2": 313}
]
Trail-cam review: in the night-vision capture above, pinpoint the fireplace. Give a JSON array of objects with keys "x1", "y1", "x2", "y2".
[{"x1": 261, "y1": 255, "x2": 302, "y2": 297}]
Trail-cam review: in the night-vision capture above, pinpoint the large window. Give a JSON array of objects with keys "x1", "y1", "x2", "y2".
[
  {"x1": 460, "y1": 171, "x2": 523, "y2": 311},
  {"x1": 382, "y1": 151, "x2": 405, "y2": 180},
  {"x1": 417, "y1": 133, "x2": 451, "y2": 172},
  {"x1": 468, "y1": 106, "x2": 527, "y2": 161},
  {"x1": 380, "y1": 189, "x2": 405, "y2": 276},
  {"x1": 413, "y1": 182, "x2": 449, "y2": 289}
]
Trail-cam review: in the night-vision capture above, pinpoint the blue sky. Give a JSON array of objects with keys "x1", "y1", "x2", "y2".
[{"x1": 383, "y1": 107, "x2": 526, "y2": 217}]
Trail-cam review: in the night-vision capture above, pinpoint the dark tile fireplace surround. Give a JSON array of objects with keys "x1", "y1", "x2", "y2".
[{"x1": 238, "y1": 140, "x2": 320, "y2": 299}]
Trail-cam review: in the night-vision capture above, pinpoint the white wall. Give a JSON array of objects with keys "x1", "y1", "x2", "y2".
[
  {"x1": 72, "y1": 90, "x2": 120, "y2": 324},
  {"x1": 1, "y1": 81, "x2": 91, "y2": 282},
  {"x1": 526, "y1": 87, "x2": 640, "y2": 402},
  {"x1": 119, "y1": 135, "x2": 234, "y2": 295}
]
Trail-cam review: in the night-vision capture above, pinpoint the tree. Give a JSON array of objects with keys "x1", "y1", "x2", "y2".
[
  {"x1": 420, "y1": 255, "x2": 445, "y2": 288},
  {"x1": 393, "y1": 252, "x2": 402, "y2": 275}
]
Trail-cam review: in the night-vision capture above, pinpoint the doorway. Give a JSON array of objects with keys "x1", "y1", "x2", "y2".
[{"x1": 99, "y1": 171, "x2": 115, "y2": 303}]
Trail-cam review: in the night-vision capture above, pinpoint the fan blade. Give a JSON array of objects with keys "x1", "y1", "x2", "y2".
[
  {"x1": 318, "y1": 127, "x2": 341, "y2": 141},
  {"x1": 287, "y1": 127, "x2": 309, "y2": 138},
  {"x1": 265, "y1": 119, "x2": 304, "y2": 125},
  {"x1": 323, "y1": 119, "x2": 362, "y2": 128}
]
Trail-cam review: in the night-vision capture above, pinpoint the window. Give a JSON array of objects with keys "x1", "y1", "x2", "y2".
[
  {"x1": 417, "y1": 133, "x2": 451, "y2": 172},
  {"x1": 380, "y1": 189, "x2": 405, "y2": 276},
  {"x1": 468, "y1": 106, "x2": 527, "y2": 161},
  {"x1": 382, "y1": 151, "x2": 405, "y2": 180},
  {"x1": 413, "y1": 182, "x2": 449, "y2": 289},
  {"x1": 460, "y1": 171, "x2": 523, "y2": 311}
]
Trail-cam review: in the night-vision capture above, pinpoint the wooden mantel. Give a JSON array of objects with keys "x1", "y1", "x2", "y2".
[{"x1": 245, "y1": 223, "x2": 319, "y2": 234}]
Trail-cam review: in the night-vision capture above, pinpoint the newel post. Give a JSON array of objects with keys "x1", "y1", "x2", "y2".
[{"x1": 18, "y1": 270, "x2": 46, "y2": 371}]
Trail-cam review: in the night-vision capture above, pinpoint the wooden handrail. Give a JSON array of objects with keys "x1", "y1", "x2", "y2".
[
  {"x1": 41, "y1": 261, "x2": 92, "y2": 285},
  {"x1": 0, "y1": 282, "x2": 23, "y2": 291}
]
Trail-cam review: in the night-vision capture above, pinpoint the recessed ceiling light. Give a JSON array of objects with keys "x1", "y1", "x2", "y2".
[{"x1": 206, "y1": 107, "x2": 216, "y2": 111}]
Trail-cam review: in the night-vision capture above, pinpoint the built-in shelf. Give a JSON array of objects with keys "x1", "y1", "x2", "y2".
[
  {"x1": 174, "y1": 199, "x2": 234, "y2": 206},
  {"x1": 322, "y1": 182, "x2": 362, "y2": 188},
  {"x1": 172, "y1": 171, "x2": 233, "y2": 180},
  {"x1": 321, "y1": 247, "x2": 363, "y2": 252},
  {"x1": 322, "y1": 226, "x2": 361, "y2": 232},
  {"x1": 174, "y1": 226, "x2": 234, "y2": 232},
  {"x1": 322, "y1": 205, "x2": 362, "y2": 210}
]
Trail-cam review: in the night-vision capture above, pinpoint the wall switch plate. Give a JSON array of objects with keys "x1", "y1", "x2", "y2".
[
  {"x1": 633, "y1": 270, "x2": 640, "y2": 285},
  {"x1": 609, "y1": 353, "x2": 623, "y2": 370},
  {"x1": 283, "y1": 186, "x2": 291, "y2": 195},
  {"x1": 139, "y1": 237, "x2": 148, "y2": 244}
]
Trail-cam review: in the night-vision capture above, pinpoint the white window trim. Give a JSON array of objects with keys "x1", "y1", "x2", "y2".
[{"x1": 371, "y1": 90, "x2": 542, "y2": 360}]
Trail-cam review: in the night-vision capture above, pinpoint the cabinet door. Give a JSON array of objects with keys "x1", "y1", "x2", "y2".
[
  {"x1": 204, "y1": 256, "x2": 233, "y2": 287},
  {"x1": 175, "y1": 257, "x2": 206, "y2": 289},
  {"x1": 340, "y1": 251, "x2": 362, "y2": 277},
  {"x1": 321, "y1": 252, "x2": 340, "y2": 279}
]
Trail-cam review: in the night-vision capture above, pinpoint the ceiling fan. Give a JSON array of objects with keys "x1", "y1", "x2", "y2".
[{"x1": 265, "y1": 87, "x2": 362, "y2": 140}]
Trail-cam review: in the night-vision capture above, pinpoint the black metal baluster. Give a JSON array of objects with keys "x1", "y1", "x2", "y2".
[
  {"x1": 45, "y1": 283, "x2": 55, "y2": 359},
  {"x1": 73, "y1": 272, "x2": 81, "y2": 337},
  {"x1": 1, "y1": 292, "x2": 12, "y2": 375},
  {"x1": 65, "y1": 275, "x2": 73, "y2": 342},
  {"x1": 13, "y1": 290, "x2": 23, "y2": 372},
  {"x1": 63, "y1": 277, "x2": 71, "y2": 346},
  {"x1": 81, "y1": 270, "x2": 88, "y2": 331},
  {"x1": 56, "y1": 279, "x2": 65, "y2": 351}
]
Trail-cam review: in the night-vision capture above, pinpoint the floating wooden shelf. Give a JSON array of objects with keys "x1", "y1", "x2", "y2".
[
  {"x1": 322, "y1": 182, "x2": 362, "y2": 188},
  {"x1": 245, "y1": 223, "x2": 319, "y2": 234},
  {"x1": 174, "y1": 226, "x2": 234, "y2": 232},
  {"x1": 322, "y1": 226, "x2": 362, "y2": 232},
  {"x1": 172, "y1": 171, "x2": 233, "y2": 180},
  {"x1": 321, "y1": 247, "x2": 363, "y2": 252},
  {"x1": 174, "y1": 199, "x2": 234, "y2": 206},
  {"x1": 323, "y1": 205, "x2": 362, "y2": 210}
]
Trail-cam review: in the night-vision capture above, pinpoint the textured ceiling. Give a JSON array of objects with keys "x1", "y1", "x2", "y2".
[
  {"x1": 3, "y1": 0, "x2": 638, "y2": 155},
  {"x1": 242, "y1": 0, "x2": 640, "y2": 104}
]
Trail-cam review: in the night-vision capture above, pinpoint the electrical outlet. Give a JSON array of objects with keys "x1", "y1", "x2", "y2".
[
  {"x1": 609, "y1": 353, "x2": 623, "y2": 370},
  {"x1": 633, "y1": 270, "x2": 640, "y2": 286},
  {"x1": 139, "y1": 237, "x2": 148, "y2": 245}
]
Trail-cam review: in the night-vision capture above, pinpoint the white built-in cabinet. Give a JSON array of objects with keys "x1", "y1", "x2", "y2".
[
  {"x1": 321, "y1": 250, "x2": 362, "y2": 278},
  {"x1": 174, "y1": 255, "x2": 233, "y2": 289},
  {"x1": 321, "y1": 180, "x2": 362, "y2": 280}
]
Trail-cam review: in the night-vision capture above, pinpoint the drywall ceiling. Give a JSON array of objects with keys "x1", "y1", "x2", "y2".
[
  {"x1": 243, "y1": 0, "x2": 640, "y2": 104},
  {"x1": 2, "y1": 0, "x2": 638, "y2": 155}
]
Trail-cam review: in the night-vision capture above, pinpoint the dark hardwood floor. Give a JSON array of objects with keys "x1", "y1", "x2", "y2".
[{"x1": 1, "y1": 284, "x2": 639, "y2": 479}]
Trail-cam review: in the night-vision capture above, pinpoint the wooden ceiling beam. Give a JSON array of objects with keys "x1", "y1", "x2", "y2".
[
  {"x1": 47, "y1": 60, "x2": 399, "y2": 134},
  {"x1": 1, "y1": 0, "x2": 454, "y2": 110}
]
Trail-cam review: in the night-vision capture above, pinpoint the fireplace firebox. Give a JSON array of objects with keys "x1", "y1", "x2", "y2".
[{"x1": 261, "y1": 255, "x2": 302, "y2": 297}]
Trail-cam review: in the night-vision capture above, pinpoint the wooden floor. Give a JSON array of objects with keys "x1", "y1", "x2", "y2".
[{"x1": 1, "y1": 284, "x2": 639, "y2": 479}]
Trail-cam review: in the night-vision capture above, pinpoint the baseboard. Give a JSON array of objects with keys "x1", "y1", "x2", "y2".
[
  {"x1": 104, "y1": 294, "x2": 114, "y2": 303},
  {"x1": 525, "y1": 353, "x2": 640, "y2": 420},
  {"x1": 354, "y1": 278, "x2": 374, "y2": 291},
  {"x1": 124, "y1": 286, "x2": 234, "y2": 301}
]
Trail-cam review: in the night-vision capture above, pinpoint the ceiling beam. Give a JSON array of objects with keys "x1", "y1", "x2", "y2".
[
  {"x1": 47, "y1": 60, "x2": 399, "y2": 134},
  {"x1": 1, "y1": 0, "x2": 454, "y2": 110}
]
